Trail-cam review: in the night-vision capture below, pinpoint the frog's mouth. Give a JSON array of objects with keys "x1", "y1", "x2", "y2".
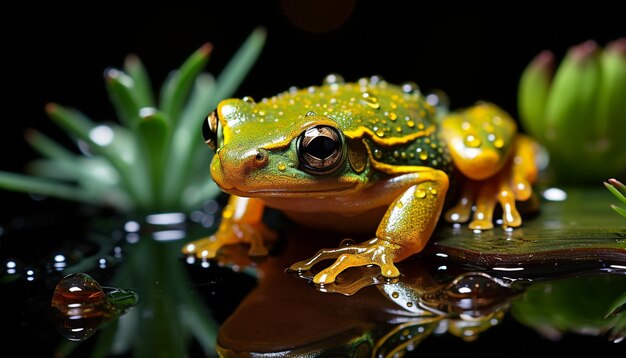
[{"x1": 215, "y1": 182, "x2": 360, "y2": 198}]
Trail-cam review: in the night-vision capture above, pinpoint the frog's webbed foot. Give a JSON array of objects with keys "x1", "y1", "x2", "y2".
[
  {"x1": 445, "y1": 135, "x2": 539, "y2": 230},
  {"x1": 182, "y1": 196, "x2": 277, "y2": 259},
  {"x1": 288, "y1": 238, "x2": 401, "y2": 284},
  {"x1": 183, "y1": 220, "x2": 277, "y2": 259}
]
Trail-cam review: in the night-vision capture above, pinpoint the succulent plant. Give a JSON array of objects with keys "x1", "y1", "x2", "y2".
[
  {"x1": 0, "y1": 28, "x2": 266, "y2": 214},
  {"x1": 518, "y1": 38, "x2": 626, "y2": 184},
  {"x1": 605, "y1": 178, "x2": 626, "y2": 219}
]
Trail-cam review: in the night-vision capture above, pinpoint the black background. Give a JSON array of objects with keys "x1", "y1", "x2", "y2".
[{"x1": 1, "y1": 1, "x2": 624, "y2": 356}]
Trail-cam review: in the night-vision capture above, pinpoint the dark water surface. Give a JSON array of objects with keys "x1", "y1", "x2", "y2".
[{"x1": 1, "y1": 186, "x2": 625, "y2": 357}]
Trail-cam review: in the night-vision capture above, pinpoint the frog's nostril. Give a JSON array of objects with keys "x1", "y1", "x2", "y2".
[{"x1": 252, "y1": 149, "x2": 269, "y2": 168}]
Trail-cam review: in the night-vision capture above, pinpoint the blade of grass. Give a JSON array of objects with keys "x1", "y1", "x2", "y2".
[
  {"x1": 611, "y1": 204, "x2": 626, "y2": 218},
  {"x1": 605, "y1": 180, "x2": 626, "y2": 205},
  {"x1": 212, "y1": 27, "x2": 266, "y2": 105},
  {"x1": 123, "y1": 54, "x2": 155, "y2": 108},
  {"x1": 160, "y1": 43, "x2": 213, "y2": 122}
]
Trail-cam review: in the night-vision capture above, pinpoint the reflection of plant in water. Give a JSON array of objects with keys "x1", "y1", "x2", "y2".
[
  {"x1": 510, "y1": 275, "x2": 626, "y2": 342},
  {"x1": 605, "y1": 178, "x2": 626, "y2": 219},
  {"x1": 0, "y1": 28, "x2": 265, "y2": 214}
]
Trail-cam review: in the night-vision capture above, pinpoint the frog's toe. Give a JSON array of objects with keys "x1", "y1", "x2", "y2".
[
  {"x1": 311, "y1": 253, "x2": 400, "y2": 284},
  {"x1": 182, "y1": 236, "x2": 222, "y2": 259},
  {"x1": 288, "y1": 245, "x2": 363, "y2": 272}
]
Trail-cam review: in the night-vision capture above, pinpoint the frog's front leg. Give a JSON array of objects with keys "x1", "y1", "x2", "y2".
[
  {"x1": 441, "y1": 103, "x2": 538, "y2": 229},
  {"x1": 289, "y1": 169, "x2": 449, "y2": 284},
  {"x1": 182, "y1": 195, "x2": 276, "y2": 258}
]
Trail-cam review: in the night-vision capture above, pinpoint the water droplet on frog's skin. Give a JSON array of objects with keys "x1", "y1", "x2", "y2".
[
  {"x1": 242, "y1": 96, "x2": 255, "y2": 103},
  {"x1": 392, "y1": 291, "x2": 400, "y2": 298},
  {"x1": 305, "y1": 111, "x2": 317, "y2": 117},
  {"x1": 289, "y1": 86, "x2": 298, "y2": 93},
  {"x1": 369, "y1": 75, "x2": 384, "y2": 84},
  {"x1": 401, "y1": 81, "x2": 420, "y2": 94},
  {"x1": 358, "y1": 77, "x2": 369, "y2": 87},
  {"x1": 278, "y1": 162, "x2": 287, "y2": 171},
  {"x1": 425, "y1": 89, "x2": 450, "y2": 112},
  {"x1": 361, "y1": 92, "x2": 380, "y2": 109},
  {"x1": 419, "y1": 152, "x2": 428, "y2": 161},
  {"x1": 415, "y1": 189, "x2": 427, "y2": 198},
  {"x1": 323, "y1": 73, "x2": 345, "y2": 85},
  {"x1": 464, "y1": 134, "x2": 481, "y2": 148},
  {"x1": 373, "y1": 149, "x2": 383, "y2": 159}
]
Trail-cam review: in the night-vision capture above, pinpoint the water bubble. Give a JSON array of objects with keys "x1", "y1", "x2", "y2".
[
  {"x1": 323, "y1": 73, "x2": 345, "y2": 85},
  {"x1": 401, "y1": 81, "x2": 420, "y2": 94}
]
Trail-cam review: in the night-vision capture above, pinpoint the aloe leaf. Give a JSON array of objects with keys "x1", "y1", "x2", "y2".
[
  {"x1": 24, "y1": 129, "x2": 75, "y2": 160},
  {"x1": 123, "y1": 54, "x2": 155, "y2": 108},
  {"x1": 136, "y1": 109, "x2": 170, "y2": 210},
  {"x1": 160, "y1": 43, "x2": 212, "y2": 122},
  {"x1": 46, "y1": 103, "x2": 146, "y2": 208},
  {"x1": 0, "y1": 170, "x2": 95, "y2": 203},
  {"x1": 213, "y1": 27, "x2": 266, "y2": 105},
  {"x1": 104, "y1": 68, "x2": 142, "y2": 127},
  {"x1": 163, "y1": 73, "x2": 216, "y2": 207}
]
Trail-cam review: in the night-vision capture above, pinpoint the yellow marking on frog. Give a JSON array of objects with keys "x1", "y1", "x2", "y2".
[{"x1": 344, "y1": 125, "x2": 436, "y2": 147}]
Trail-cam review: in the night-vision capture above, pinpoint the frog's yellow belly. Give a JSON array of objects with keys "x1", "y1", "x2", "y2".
[
  {"x1": 282, "y1": 206, "x2": 388, "y2": 233},
  {"x1": 259, "y1": 172, "x2": 434, "y2": 233}
]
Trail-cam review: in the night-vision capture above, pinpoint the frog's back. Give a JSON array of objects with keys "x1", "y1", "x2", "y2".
[{"x1": 261, "y1": 75, "x2": 453, "y2": 174}]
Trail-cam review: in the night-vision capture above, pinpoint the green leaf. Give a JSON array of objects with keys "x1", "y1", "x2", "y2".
[
  {"x1": 213, "y1": 27, "x2": 266, "y2": 104},
  {"x1": 136, "y1": 109, "x2": 171, "y2": 210},
  {"x1": 160, "y1": 43, "x2": 212, "y2": 122},
  {"x1": 24, "y1": 129, "x2": 75, "y2": 160},
  {"x1": 0, "y1": 170, "x2": 95, "y2": 203},
  {"x1": 163, "y1": 73, "x2": 216, "y2": 208},
  {"x1": 123, "y1": 54, "x2": 155, "y2": 108},
  {"x1": 605, "y1": 180, "x2": 626, "y2": 205},
  {"x1": 605, "y1": 292, "x2": 626, "y2": 318},
  {"x1": 104, "y1": 68, "x2": 142, "y2": 127},
  {"x1": 45, "y1": 103, "x2": 146, "y2": 209},
  {"x1": 612, "y1": 204, "x2": 626, "y2": 218},
  {"x1": 518, "y1": 50, "x2": 554, "y2": 140}
]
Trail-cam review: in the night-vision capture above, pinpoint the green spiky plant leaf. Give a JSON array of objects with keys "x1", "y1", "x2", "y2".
[
  {"x1": 0, "y1": 27, "x2": 266, "y2": 214},
  {"x1": 605, "y1": 178, "x2": 626, "y2": 219}
]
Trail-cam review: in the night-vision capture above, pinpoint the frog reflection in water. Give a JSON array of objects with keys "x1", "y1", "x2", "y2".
[{"x1": 183, "y1": 76, "x2": 538, "y2": 284}]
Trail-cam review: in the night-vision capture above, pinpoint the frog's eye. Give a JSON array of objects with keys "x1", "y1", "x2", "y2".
[
  {"x1": 298, "y1": 125, "x2": 344, "y2": 174},
  {"x1": 202, "y1": 110, "x2": 219, "y2": 151}
]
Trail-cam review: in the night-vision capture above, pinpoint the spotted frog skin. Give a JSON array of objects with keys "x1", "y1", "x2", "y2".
[{"x1": 183, "y1": 76, "x2": 538, "y2": 284}]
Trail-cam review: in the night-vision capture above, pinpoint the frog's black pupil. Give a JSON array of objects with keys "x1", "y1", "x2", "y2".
[
  {"x1": 307, "y1": 136, "x2": 337, "y2": 159},
  {"x1": 202, "y1": 116, "x2": 214, "y2": 143}
]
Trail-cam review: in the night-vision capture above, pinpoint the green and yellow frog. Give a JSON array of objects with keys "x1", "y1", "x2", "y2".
[{"x1": 183, "y1": 75, "x2": 538, "y2": 284}]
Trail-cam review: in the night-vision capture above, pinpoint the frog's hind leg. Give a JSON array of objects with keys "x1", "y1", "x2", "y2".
[
  {"x1": 289, "y1": 168, "x2": 449, "y2": 284},
  {"x1": 441, "y1": 102, "x2": 539, "y2": 229}
]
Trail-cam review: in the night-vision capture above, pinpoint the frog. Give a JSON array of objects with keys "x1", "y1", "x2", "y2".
[{"x1": 182, "y1": 75, "x2": 539, "y2": 284}]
